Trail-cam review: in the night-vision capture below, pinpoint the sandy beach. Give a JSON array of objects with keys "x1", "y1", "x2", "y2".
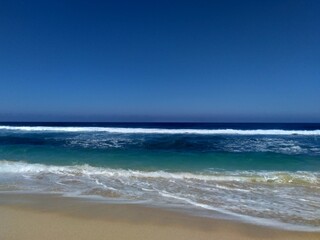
[{"x1": 1, "y1": 193, "x2": 319, "y2": 240}]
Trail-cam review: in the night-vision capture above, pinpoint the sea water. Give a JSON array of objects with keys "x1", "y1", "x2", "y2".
[{"x1": 0, "y1": 122, "x2": 319, "y2": 230}]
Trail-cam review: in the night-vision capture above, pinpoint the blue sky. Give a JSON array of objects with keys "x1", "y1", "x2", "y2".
[{"x1": 0, "y1": 0, "x2": 319, "y2": 122}]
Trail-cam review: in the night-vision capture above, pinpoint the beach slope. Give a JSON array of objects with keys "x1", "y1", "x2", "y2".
[{"x1": 1, "y1": 194, "x2": 319, "y2": 240}]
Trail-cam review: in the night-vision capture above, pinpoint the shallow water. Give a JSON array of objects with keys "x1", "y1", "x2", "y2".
[{"x1": 0, "y1": 122, "x2": 319, "y2": 230}]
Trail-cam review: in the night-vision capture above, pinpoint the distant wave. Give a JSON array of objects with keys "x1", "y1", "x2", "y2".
[{"x1": 0, "y1": 126, "x2": 320, "y2": 135}]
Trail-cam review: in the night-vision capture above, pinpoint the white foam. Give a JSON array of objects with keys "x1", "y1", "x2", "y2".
[
  {"x1": 0, "y1": 161, "x2": 318, "y2": 185},
  {"x1": 156, "y1": 190, "x2": 320, "y2": 232},
  {"x1": 0, "y1": 126, "x2": 320, "y2": 135},
  {"x1": 1, "y1": 160, "x2": 320, "y2": 231}
]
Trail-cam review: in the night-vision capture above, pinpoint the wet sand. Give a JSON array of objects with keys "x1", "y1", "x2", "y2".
[{"x1": 0, "y1": 193, "x2": 319, "y2": 240}]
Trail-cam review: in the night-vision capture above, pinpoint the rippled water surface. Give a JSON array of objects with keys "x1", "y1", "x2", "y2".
[{"x1": 0, "y1": 122, "x2": 319, "y2": 230}]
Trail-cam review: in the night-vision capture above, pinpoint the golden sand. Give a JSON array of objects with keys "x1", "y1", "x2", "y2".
[{"x1": 0, "y1": 193, "x2": 319, "y2": 240}]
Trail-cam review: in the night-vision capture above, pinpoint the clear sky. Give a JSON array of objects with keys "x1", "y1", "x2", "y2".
[{"x1": 0, "y1": 0, "x2": 319, "y2": 122}]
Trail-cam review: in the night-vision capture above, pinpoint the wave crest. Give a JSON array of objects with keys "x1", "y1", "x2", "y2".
[
  {"x1": 0, "y1": 160, "x2": 318, "y2": 185},
  {"x1": 0, "y1": 125, "x2": 320, "y2": 135},
  {"x1": 1, "y1": 160, "x2": 320, "y2": 230}
]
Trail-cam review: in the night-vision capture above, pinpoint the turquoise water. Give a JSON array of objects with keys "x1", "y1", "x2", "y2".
[{"x1": 0, "y1": 123, "x2": 319, "y2": 230}]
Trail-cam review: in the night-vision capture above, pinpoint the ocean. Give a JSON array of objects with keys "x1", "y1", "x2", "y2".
[{"x1": 0, "y1": 122, "x2": 319, "y2": 230}]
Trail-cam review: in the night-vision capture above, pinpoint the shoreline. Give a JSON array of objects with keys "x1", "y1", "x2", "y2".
[{"x1": 1, "y1": 193, "x2": 320, "y2": 240}]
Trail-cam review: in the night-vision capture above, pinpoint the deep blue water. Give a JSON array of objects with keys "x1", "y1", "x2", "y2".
[
  {"x1": 0, "y1": 122, "x2": 319, "y2": 230},
  {"x1": 1, "y1": 122, "x2": 320, "y2": 130},
  {"x1": 0, "y1": 122, "x2": 319, "y2": 171}
]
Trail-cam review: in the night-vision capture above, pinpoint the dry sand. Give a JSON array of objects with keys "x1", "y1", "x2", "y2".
[{"x1": 0, "y1": 193, "x2": 319, "y2": 240}]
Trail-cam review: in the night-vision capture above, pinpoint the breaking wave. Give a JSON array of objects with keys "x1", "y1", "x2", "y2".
[
  {"x1": 1, "y1": 160, "x2": 320, "y2": 231},
  {"x1": 0, "y1": 160, "x2": 319, "y2": 185},
  {"x1": 1, "y1": 126, "x2": 320, "y2": 135}
]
